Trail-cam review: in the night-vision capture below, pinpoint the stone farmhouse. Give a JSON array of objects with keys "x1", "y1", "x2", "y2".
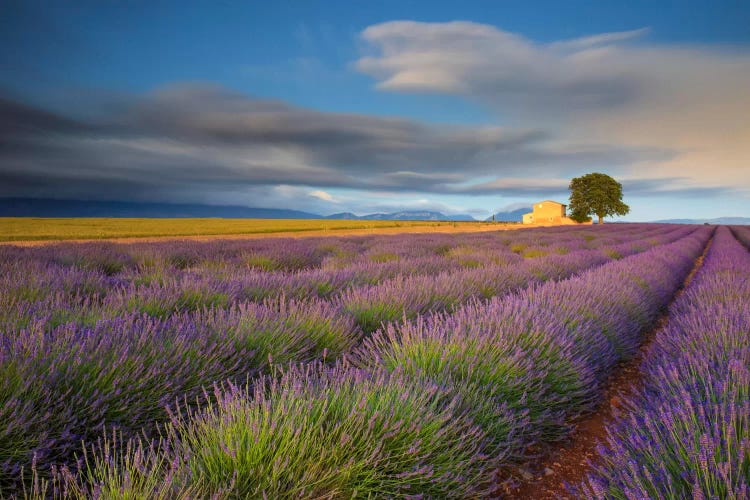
[{"x1": 522, "y1": 200, "x2": 587, "y2": 225}]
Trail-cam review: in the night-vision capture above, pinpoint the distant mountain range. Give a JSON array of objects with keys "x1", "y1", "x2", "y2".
[
  {"x1": 326, "y1": 210, "x2": 475, "y2": 221},
  {"x1": 0, "y1": 198, "x2": 320, "y2": 219},
  {"x1": 3, "y1": 198, "x2": 745, "y2": 225},
  {"x1": 484, "y1": 207, "x2": 530, "y2": 223},
  {"x1": 0, "y1": 198, "x2": 477, "y2": 221},
  {"x1": 650, "y1": 217, "x2": 750, "y2": 225}
]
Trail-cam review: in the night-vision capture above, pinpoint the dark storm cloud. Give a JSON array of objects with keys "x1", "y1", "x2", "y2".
[
  {"x1": 445, "y1": 176, "x2": 735, "y2": 198},
  {"x1": 621, "y1": 178, "x2": 734, "y2": 198},
  {"x1": 0, "y1": 97, "x2": 91, "y2": 137},
  {"x1": 0, "y1": 84, "x2": 678, "y2": 202}
]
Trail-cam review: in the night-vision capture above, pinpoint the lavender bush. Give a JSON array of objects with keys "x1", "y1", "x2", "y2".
[
  {"x1": 340, "y1": 226, "x2": 696, "y2": 333},
  {"x1": 0, "y1": 223, "x2": 713, "y2": 496},
  {"x1": 0, "y1": 299, "x2": 360, "y2": 488},
  {"x1": 356, "y1": 228, "x2": 710, "y2": 466},
  {"x1": 580, "y1": 226, "x2": 750, "y2": 499},
  {"x1": 54, "y1": 364, "x2": 494, "y2": 498}
]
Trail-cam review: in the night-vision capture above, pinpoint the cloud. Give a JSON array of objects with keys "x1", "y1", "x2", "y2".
[
  {"x1": 451, "y1": 177, "x2": 570, "y2": 196},
  {"x1": 309, "y1": 189, "x2": 336, "y2": 202},
  {"x1": 357, "y1": 21, "x2": 750, "y2": 191},
  {"x1": 619, "y1": 178, "x2": 734, "y2": 199},
  {"x1": 549, "y1": 28, "x2": 650, "y2": 51},
  {"x1": 494, "y1": 201, "x2": 533, "y2": 213},
  {"x1": 0, "y1": 96, "x2": 90, "y2": 137},
  {"x1": 357, "y1": 21, "x2": 648, "y2": 111},
  {"x1": 444, "y1": 176, "x2": 735, "y2": 199},
  {"x1": 0, "y1": 84, "x2": 669, "y2": 205}
]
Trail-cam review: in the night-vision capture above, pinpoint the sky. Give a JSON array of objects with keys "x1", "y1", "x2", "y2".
[{"x1": 1, "y1": 0, "x2": 749, "y2": 221}]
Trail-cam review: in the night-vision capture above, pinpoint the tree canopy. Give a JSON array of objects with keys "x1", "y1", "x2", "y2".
[{"x1": 568, "y1": 173, "x2": 629, "y2": 224}]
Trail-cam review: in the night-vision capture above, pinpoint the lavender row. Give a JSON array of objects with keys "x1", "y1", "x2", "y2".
[
  {"x1": 339, "y1": 225, "x2": 696, "y2": 332},
  {"x1": 0, "y1": 223, "x2": 673, "y2": 292},
  {"x1": 355, "y1": 227, "x2": 710, "y2": 466},
  {"x1": 0, "y1": 223, "x2": 678, "y2": 279},
  {"x1": 0, "y1": 298, "x2": 362, "y2": 489},
  {"x1": 40, "y1": 365, "x2": 494, "y2": 499},
  {"x1": 730, "y1": 224, "x2": 750, "y2": 250},
  {"x1": 123, "y1": 223, "x2": 689, "y2": 313},
  {"x1": 32, "y1": 228, "x2": 711, "y2": 498},
  {"x1": 0, "y1": 225, "x2": 696, "y2": 337},
  {"x1": 0, "y1": 223, "x2": 686, "y2": 309},
  {"x1": 579, "y1": 226, "x2": 750, "y2": 498},
  {"x1": 5, "y1": 228, "x2": 700, "y2": 330},
  {"x1": 0, "y1": 227, "x2": 687, "y2": 488},
  {"x1": 0, "y1": 231, "x2": 672, "y2": 488}
]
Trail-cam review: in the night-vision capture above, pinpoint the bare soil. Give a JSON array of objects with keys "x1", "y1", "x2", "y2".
[{"x1": 493, "y1": 232, "x2": 713, "y2": 499}]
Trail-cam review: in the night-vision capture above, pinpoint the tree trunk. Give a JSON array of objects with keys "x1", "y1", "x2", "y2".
[{"x1": 598, "y1": 215, "x2": 604, "y2": 224}]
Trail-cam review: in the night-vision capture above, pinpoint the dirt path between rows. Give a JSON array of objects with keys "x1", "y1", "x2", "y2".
[
  {"x1": 1, "y1": 224, "x2": 526, "y2": 247},
  {"x1": 496, "y1": 231, "x2": 714, "y2": 499}
]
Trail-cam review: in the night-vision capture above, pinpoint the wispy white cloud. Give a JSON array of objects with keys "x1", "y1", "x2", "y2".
[
  {"x1": 357, "y1": 21, "x2": 647, "y2": 109},
  {"x1": 357, "y1": 21, "x2": 750, "y2": 193},
  {"x1": 308, "y1": 189, "x2": 336, "y2": 202},
  {"x1": 550, "y1": 28, "x2": 650, "y2": 51}
]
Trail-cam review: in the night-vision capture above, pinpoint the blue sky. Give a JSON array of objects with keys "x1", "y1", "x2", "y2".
[{"x1": 1, "y1": 0, "x2": 749, "y2": 220}]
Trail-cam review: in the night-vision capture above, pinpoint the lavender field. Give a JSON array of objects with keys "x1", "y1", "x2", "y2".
[
  {"x1": 580, "y1": 226, "x2": 750, "y2": 498},
  {"x1": 1, "y1": 223, "x2": 747, "y2": 498}
]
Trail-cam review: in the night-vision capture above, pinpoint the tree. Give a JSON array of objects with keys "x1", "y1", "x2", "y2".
[{"x1": 568, "y1": 173, "x2": 629, "y2": 224}]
